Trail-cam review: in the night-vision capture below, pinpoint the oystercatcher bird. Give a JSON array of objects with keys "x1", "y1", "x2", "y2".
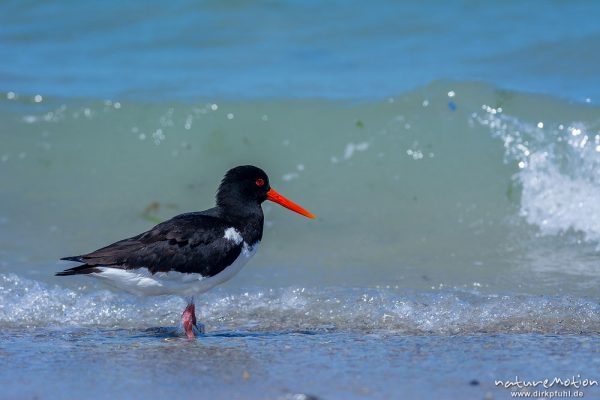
[{"x1": 57, "y1": 165, "x2": 315, "y2": 338}]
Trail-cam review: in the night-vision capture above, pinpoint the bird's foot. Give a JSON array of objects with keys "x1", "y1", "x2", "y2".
[{"x1": 181, "y1": 302, "x2": 198, "y2": 339}]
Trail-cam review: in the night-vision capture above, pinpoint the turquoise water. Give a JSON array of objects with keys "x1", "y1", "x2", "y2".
[{"x1": 1, "y1": 1, "x2": 600, "y2": 399}]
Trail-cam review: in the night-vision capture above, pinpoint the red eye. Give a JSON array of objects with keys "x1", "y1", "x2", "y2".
[{"x1": 255, "y1": 178, "x2": 265, "y2": 187}]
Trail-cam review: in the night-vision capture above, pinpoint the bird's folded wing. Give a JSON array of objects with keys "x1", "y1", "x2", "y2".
[{"x1": 61, "y1": 213, "x2": 243, "y2": 277}]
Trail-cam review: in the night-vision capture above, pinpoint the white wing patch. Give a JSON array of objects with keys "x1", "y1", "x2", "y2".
[{"x1": 223, "y1": 227, "x2": 243, "y2": 244}]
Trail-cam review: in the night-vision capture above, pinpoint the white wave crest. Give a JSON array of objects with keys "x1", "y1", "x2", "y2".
[{"x1": 473, "y1": 106, "x2": 600, "y2": 244}]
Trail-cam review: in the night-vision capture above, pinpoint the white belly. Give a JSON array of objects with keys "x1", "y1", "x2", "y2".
[{"x1": 91, "y1": 242, "x2": 259, "y2": 296}]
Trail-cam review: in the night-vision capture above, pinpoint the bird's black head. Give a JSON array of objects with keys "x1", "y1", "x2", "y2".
[
  {"x1": 216, "y1": 165, "x2": 316, "y2": 219},
  {"x1": 217, "y1": 165, "x2": 271, "y2": 206}
]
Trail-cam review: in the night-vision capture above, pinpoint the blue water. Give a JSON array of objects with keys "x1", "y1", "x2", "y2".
[
  {"x1": 1, "y1": 1, "x2": 600, "y2": 101},
  {"x1": 1, "y1": 329, "x2": 599, "y2": 400},
  {"x1": 2, "y1": 2, "x2": 600, "y2": 400}
]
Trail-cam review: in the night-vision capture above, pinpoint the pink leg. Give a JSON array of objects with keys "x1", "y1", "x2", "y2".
[{"x1": 181, "y1": 302, "x2": 197, "y2": 339}]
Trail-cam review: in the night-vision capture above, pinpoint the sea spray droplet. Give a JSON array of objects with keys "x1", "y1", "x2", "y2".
[
  {"x1": 343, "y1": 142, "x2": 370, "y2": 160},
  {"x1": 152, "y1": 129, "x2": 165, "y2": 144},
  {"x1": 282, "y1": 173, "x2": 299, "y2": 181}
]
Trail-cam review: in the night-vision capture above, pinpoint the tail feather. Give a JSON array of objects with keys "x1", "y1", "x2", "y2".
[
  {"x1": 60, "y1": 255, "x2": 85, "y2": 263},
  {"x1": 55, "y1": 264, "x2": 101, "y2": 276}
]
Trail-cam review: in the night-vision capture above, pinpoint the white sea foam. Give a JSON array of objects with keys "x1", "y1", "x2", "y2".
[{"x1": 1, "y1": 274, "x2": 598, "y2": 334}]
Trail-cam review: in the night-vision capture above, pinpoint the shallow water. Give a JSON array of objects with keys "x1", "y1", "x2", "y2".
[
  {"x1": 2, "y1": 1, "x2": 600, "y2": 399},
  {"x1": 1, "y1": 329, "x2": 599, "y2": 400}
]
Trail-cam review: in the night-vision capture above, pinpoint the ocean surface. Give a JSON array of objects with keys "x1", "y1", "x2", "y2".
[{"x1": 1, "y1": 1, "x2": 600, "y2": 399}]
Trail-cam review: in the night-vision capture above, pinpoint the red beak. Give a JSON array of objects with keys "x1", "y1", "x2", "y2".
[{"x1": 266, "y1": 188, "x2": 316, "y2": 219}]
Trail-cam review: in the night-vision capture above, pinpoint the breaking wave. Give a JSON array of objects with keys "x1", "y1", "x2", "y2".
[{"x1": 1, "y1": 273, "x2": 598, "y2": 334}]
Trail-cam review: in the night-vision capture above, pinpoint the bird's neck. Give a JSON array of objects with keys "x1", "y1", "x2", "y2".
[{"x1": 218, "y1": 203, "x2": 264, "y2": 244}]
